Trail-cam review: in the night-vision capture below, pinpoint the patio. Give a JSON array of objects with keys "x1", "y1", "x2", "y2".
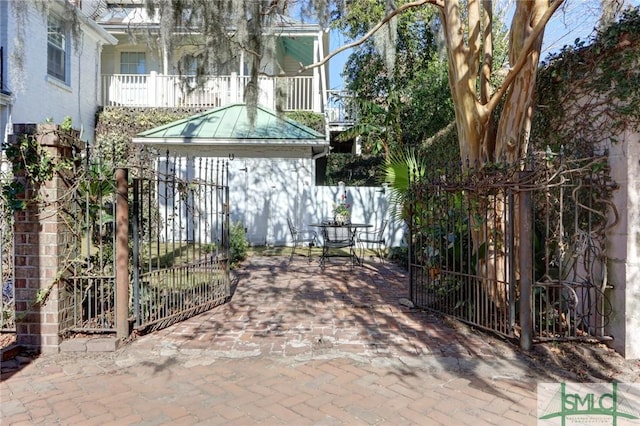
[{"x1": 131, "y1": 255, "x2": 518, "y2": 361}]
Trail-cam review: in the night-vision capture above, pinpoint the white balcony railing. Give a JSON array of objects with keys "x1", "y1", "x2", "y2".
[{"x1": 101, "y1": 72, "x2": 319, "y2": 112}]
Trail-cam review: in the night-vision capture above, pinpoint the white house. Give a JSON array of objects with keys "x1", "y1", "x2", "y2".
[
  {"x1": 95, "y1": 1, "x2": 332, "y2": 115},
  {"x1": 0, "y1": 0, "x2": 116, "y2": 145}
]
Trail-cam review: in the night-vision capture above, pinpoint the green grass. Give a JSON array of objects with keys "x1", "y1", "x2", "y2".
[
  {"x1": 139, "y1": 242, "x2": 221, "y2": 269},
  {"x1": 141, "y1": 268, "x2": 227, "y2": 289}
]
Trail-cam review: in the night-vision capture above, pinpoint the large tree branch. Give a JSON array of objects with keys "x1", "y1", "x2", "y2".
[
  {"x1": 480, "y1": 0, "x2": 493, "y2": 104},
  {"x1": 468, "y1": 0, "x2": 481, "y2": 81},
  {"x1": 484, "y1": 0, "x2": 564, "y2": 117},
  {"x1": 297, "y1": 0, "x2": 441, "y2": 74}
]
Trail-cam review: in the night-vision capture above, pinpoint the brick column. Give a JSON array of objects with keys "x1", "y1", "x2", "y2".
[{"x1": 12, "y1": 124, "x2": 79, "y2": 353}]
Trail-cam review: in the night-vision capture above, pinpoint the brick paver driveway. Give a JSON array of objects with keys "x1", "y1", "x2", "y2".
[{"x1": 0, "y1": 256, "x2": 594, "y2": 424}]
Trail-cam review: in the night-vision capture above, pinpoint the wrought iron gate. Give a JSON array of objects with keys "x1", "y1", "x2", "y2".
[
  {"x1": 0, "y1": 199, "x2": 14, "y2": 332},
  {"x1": 131, "y1": 151, "x2": 231, "y2": 333},
  {"x1": 65, "y1": 148, "x2": 231, "y2": 336},
  {"x1": 408, "y1": 152, "x2": 615, "y2": 345}
]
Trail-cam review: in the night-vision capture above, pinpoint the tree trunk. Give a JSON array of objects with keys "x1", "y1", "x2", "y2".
[{"x1": 440, "y1": 0, "x2": 552, "y2": 311}]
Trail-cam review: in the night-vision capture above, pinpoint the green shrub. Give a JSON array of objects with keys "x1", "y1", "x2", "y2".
[
  {"x1": 388, "y1": 246, "x2": 408, "y2": 270},
  {"x1": 229, "y1": 222, "x2": 248, "y2": 266}
]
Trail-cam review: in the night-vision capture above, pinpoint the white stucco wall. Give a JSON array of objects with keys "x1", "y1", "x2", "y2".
[
  {"x1": 1, "y1": 1, "x2": 114, "y2": 144},
  {"x1": 226, "y1": 158, "x2": 402, "y2": 247},
  {"x1": 606, "y1": 128, "x2": 640, "y2": 359},
  {"x1": 162, "y1": 155, "x2": 404, "y2": 249}
]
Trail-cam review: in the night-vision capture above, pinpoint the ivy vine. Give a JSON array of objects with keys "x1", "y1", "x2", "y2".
[
  {"x1": 533, "y1": 6, "x2": 640, "y2": 156},
  {"x1": 1, "y1": 121, "x2": 76, "y2": 211}
]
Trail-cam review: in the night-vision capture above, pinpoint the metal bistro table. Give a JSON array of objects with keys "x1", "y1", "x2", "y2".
[{"x1": 309, "y1": 222, "x2": 372, "y2": 268}]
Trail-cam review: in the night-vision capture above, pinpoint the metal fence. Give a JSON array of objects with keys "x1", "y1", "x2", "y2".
[
  {"x1": 131, "y1": 151, "x2": 231, "y2": 333},
  {"x1": 66, "y1": 157, "x2": 119, "y2": 333},
  {"x1": 1, "y1": 147, "x2": 14, "y2": 332},
  {"x1": 408, "y1": 151, "x2": 615, "y2": 345},
  {"x1": 64, "y1": 147, "x2": 231, "y2": 336},
  {"x1": 0, "y1": 197, "x2": 13, "y2": 332}
]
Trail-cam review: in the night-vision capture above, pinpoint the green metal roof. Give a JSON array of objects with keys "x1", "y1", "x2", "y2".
[{"x1": 136, "y1": 104, "x2": 325, "y2": 140}]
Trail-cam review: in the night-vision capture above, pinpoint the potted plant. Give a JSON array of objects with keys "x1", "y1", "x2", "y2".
[{"x1": 332, "y1": 195, "x2": 351, "y2": 225}]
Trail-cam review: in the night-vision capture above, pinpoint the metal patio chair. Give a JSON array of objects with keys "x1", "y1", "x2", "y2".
[
  {"x1": 320, "y1": 224, "x2": 357, "y2": 268},
  {"x1": 287, "y1": 217, "x2": 317, "y2": 262},
  {"x1": 358, "y1": 220, "x2": 387, "y2": 264}
]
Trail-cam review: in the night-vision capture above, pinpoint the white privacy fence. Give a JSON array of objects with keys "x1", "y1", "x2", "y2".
[
  {"x1": 224, "y1": 159, "x2": 405, "y2": 248},
  {"x1": 157, "y1": 156, "x2": 405, "y2": 248},
  {"x1": 237, "y1": 183, "x2": 404, "y2": 248}
]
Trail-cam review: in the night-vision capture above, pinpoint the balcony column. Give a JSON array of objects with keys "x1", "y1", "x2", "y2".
[
  {"x1": 317, "y1": 30, "x2": 328, "y2": 114},
  {"x1": 148, "y1": 71, "x2": 157, "y2": 106},
  {"x1": 313, "y1": 39, "x2": 321, "y2": 112},
  {"x1": 230, "y1": 72, "x2": 238, "y2": 103}
]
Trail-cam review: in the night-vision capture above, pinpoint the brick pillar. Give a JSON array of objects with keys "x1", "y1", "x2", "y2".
[{"x1": 11, "y1": 123, "x2": 79, "y2": 353}]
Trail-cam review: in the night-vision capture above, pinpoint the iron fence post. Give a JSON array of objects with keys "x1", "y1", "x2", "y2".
[
  {"x1": 519, "y1": 171, "x2": 533, "y2": 351},
  {"x1": 508, "y1": 188, "x2": 516, "y2": 335},
  {"x1": 116, "y1": 168, "x2": 129, "y2": 340},
  {"x1": 132, "y1": 178, "x2": 140, "y2": 328}
]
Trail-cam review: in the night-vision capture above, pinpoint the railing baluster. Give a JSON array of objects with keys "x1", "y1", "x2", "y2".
[{"x1": 100, "y1": 74, "x2": 320, "y2": 111}]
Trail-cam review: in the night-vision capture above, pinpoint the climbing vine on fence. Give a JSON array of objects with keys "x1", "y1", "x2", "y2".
[{"x1": 1, "y1": 120, "x2": 77, "y2": 211}]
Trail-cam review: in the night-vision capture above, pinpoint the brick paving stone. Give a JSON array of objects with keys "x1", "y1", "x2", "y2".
[
  {"x1": 63, "y1": 412, "x2": 91, "y2": 424},
  {"x1": 290, "y1": 402, "x2": 330, "y2": 423},
  {"x1": 318, "y1": 401, "x2": 359, "y2": 423},
  {"x1": 2, "y1": 413, "x2": 32, "y2": 424},
  {"x1": 456, "y1": 384, "x2": 507, "y2": 405},
  {"x1": 503, "y1": 407, "x2": 537, "y2": 425},
  {"x1": 388, "y1": 382, "x2": 424, "y2": 400},
  {"x1": 102, "y1": 414, "x2": 144, "y2": 426},
  {"x1": 399, "y1": 407, "x2": 435, "y2": 425},
  {"x1": 265, "y1": 402, "x2": 308, "y2": 423},
  {"x1": 27, "y1": 405, "x2": 54, "y2": 419},
  {"x1": 406, "y1": 395, "x2": 441, "y2": 413},
  {"x1": 3, "y1": 256, "x2": 626, "y2": 426},
  {"x1": 301, "y1": 392, "x2": 335, "y2": 410},
  {"x1": 51, "y1": 400, "x2": 81, "y2": 418},
  {"x1": 345, "y1": 404, "x2": 386, "y2": 424},
  {"x1": 469, "y1": 407, "x2": 519, "y2": 425},
  {"x1": 425, "y1": 408, "x2": 464, "y2": 425}
]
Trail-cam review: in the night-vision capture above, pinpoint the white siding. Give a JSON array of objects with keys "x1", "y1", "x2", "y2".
[{"x1": 2, "y1": 1, "x2": 113, "y2": 143}]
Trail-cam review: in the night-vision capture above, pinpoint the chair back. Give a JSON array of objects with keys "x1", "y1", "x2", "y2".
[
  {"x1": 287, "y1": 217, "x2": 297, "y2": 237},
  {"x1": 323, "y1": 225, "x2": 354, "y2": 245},
  {"x1": 376, "y1": 220, "x2": 388, "y2": 240}
]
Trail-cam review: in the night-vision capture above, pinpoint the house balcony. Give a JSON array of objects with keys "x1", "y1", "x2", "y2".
[
  {"x1": 326, "y1": 90, "x2": 356, "y2": 131},
  {"x1": 101, "y1": 72, "x2": 321, "y2": 112}
]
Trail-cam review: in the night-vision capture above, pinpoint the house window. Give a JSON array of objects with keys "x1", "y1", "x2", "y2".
[
  {"x1": 183, "y1": 55, "x2": 200, "y2": 75},
  {"x1": 120, "y1": 52, "x2": 146, "y2": 74},
  {"x1": 47, "y1": 15, "x2": 67, "y2": 82}
]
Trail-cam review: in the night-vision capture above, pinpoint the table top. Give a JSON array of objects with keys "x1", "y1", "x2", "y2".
[{"x1": 308, "y1": 222, "x2": 372, "y2": 228}]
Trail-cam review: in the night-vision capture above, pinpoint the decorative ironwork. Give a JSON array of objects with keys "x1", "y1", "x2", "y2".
[
  {"x1": 64, "y1": 146, "x2": 231, "y2": 336},
  {"x1": 131, "y1": 149, "x2": 231, "y2": 333},
  {"x1": 408, "y1": 151, "x2": 616, "y2": 343}
]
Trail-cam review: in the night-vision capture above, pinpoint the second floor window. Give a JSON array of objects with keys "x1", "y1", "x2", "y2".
[
  {"x1": 120, "y1": 52, "x2": 146, "y2": 74},
  {"x1": 47, "y1": 15, "x2": 67, "y2": 82}
]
